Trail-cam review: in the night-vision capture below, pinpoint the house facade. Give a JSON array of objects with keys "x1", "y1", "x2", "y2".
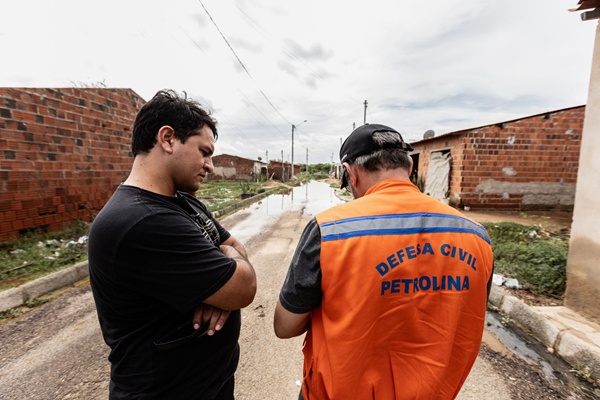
[
  {"x1": 267, "y1": 160, "x2": 301, "y2": 181},
  {"x1": 409, "y1": 105, "x2": 584, "y2": 210},
  {"x1": 211, "y1": 154, "x2": 268, "y2": 181}
]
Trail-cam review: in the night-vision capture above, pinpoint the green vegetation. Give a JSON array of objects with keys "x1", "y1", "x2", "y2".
[
  {"x1": 410, "y1": 174, "x2": 426, "y2": 193},
  {"x1": 196, "y1": 180, "x2": 266, "y2": 212},
  {"x1": 0, "y1": 220, "x2": 89, "y2": 291},
  {"x1": 296, "y1": 163, "x2": 336, "y2": 183},
  {"x1": 483, "y1": 222, "x2": 568, "y2": 298}
]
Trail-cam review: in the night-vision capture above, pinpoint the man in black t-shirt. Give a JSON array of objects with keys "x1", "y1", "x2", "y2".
[{"x1": 88, "y1": 90, "x2": 257, "y2": 399}]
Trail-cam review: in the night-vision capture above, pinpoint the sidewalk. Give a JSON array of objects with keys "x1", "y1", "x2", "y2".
[
  {"x1": 489, "y1": 284, "x2": 600, "y2": 387},
  {"x1": 1, "y1": 262, "x2": 598, "y2": 388},
  {"x1": 0, "y1": 261, "x2": 89, "y2": 312}
]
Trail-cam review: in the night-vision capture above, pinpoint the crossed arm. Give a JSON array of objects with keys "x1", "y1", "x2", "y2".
[{"x1": 193, "y1": 235, "x2": 256, "y2": 335}]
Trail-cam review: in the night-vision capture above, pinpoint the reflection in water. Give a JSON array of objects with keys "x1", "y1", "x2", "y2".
[{"x1": 222, "y1": 181, "x2": 345, "y2": 245}]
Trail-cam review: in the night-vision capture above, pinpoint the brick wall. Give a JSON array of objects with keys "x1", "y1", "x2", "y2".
[
  {"x1": 410, "y1": 106, "x2": 584, "y2": 210},
  {"x1": 211, "y1": 154, "x2": 266, "y2": 181},
  {"x1": 267, "y1": 160, "x2": 300, "y2": 181},
  {"x1": 0, "y1": 87, "x2": 145, "y2": 242}
]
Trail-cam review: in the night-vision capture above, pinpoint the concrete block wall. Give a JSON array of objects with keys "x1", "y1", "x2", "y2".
[
  {"x1": 0, "y1": 88, "x2": 145, "y2": 242},
  {"x1": 410, "y1": 106, "x2": 584, "y2": 210}
]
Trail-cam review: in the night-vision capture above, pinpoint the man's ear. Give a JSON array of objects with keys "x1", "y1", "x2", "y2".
[
  {"x1": 158, "y1": 126, "x2": 175, "y2": 153},
  {"x1": 344, "y1": 162, "x2": 358, "y2": 188}
]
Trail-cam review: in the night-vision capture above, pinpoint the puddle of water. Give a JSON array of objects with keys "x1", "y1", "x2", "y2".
[
  {"x1": 222, "y1": 181, "x2": 344, "y2": 244},
  {"x1": 486, "y1": 311, "x2": 599, "y2": 398}
]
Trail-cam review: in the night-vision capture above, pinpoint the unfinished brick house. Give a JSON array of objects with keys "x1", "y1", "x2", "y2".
[
  {"x1": 409, "y1": 105, "x2": 584, "y2": 210},
  {"x1": 267, "y1": 160, "x2": 301, "y2": 181},
  {"x1": 0, "y1": 87, "x2": 145, "y2": 242},
  {"x1": 211, "y1": 154, "x2": 267, "y2": 181}
]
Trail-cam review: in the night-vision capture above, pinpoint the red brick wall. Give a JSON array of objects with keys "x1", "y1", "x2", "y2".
[
  {"x1": 267, "y1": 160, "x2": 300, "y2": 181},
  {"x1": 211, "y1": 154, "x2": 265, "y2": 181},
  {"x1": 0, "y1": 87, "x2": 145, "y2": 242},
  {"x1": 411, "y1": 106, "x2": 584, "y2": 210}
]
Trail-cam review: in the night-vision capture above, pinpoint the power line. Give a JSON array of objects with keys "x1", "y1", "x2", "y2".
[
  {"x1": 198, "y1": 0, "x2": 291, "y2": 125},
  {"x1": 237, "y1": 89, "x2": 287, "y2": 137},
  {"x1": 178, "y1": 24, "x2": 208, "y2": 56}
]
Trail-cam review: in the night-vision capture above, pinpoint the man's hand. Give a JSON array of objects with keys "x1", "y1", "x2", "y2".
[{"x1": 193, "y1": 304, "x2": 231, "y2": 336}]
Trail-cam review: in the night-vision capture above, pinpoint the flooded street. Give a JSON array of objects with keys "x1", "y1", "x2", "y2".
[{"x1": 222, "y1": 181, "x2": 344, "y2": 245}]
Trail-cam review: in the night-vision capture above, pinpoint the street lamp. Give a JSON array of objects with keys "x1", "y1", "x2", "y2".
[{"x1": 291, "y1": 120, "x2": 307, "y2": 179}]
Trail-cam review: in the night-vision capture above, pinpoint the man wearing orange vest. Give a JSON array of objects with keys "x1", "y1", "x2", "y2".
[{"x1": 274, "y1": 123, "x2": 494, "y2": 399}]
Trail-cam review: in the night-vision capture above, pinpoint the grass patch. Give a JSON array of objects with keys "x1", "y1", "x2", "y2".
[
  {"x1": 0, "y1": 220, "x2": 90, "y2": 291},
  {"x1": 483, "y1": 222, "x2": 568, "y2": 297},
  {"x1": 196, "y1": 180, "x2": 265, "y2": 212}
]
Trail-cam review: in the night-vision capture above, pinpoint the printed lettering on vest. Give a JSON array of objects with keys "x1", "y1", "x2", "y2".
[
  {"x1": 381, "y1": 275, "x2": 470, "y2": 295},
  {"x1": 376, "y1": 242, "x2": 477, "y2": 277}
]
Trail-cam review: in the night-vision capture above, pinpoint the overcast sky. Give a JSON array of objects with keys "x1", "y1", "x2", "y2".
[{"x1": 1, "y1": 0, "x2": 597, "y2": 164}]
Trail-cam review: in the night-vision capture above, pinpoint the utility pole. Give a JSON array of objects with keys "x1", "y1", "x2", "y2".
[
  {"x1": 363, "y1": 100, "x2": 368, "y2": 124},
  {"x1": 306, "y1": 148, "x2": 309, "y2": 174},
  {"x1": 330, "y1": 152, "x2": 333, "y2": 175},
  {"x1": 265, "y1": 150, "x2": 268, "y2": 163},
  {"x1": 291, "y1": 120, "x2": 307, "y2": 179},
  {"x1": 353, "y1": 122, "x2": 356, "y2": 130},
  {"x1": 291, "y1": 125, "x2": 295, "y2": 180},
  {"x1": 281, "y1": 150, "x2": 284, "y2": 181}
]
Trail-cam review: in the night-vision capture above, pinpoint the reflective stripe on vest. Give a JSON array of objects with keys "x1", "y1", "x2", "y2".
[{"x1": 320, "y1": 212, "x2": 491, "y2": 244}]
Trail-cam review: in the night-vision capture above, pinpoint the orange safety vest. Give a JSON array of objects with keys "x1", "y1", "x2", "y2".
[{"x1": 303, "y1": 179, "x2": 494, "y2": 400}]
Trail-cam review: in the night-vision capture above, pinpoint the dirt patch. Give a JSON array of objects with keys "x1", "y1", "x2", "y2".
[
  {"x1": 261, "y1": 181, "x2": 294, "y2": 189},
  {"x1": 464, "y1": 210, "x2": 573, "y2": 235}
]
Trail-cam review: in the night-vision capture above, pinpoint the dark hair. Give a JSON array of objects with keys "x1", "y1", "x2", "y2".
[
  {"x1": 131, "y1": 89, "x2": 218, "y2": 156},
  {"x1": 351, "y1": 131, "x2": 412, "y2": 171}
]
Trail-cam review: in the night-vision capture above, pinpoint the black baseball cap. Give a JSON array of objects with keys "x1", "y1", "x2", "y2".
[{"x1": 339, "y1": 123, "x2": 413, "y2": 189}]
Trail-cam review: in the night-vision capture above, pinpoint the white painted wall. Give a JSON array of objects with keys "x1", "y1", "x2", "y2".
[{"x1": 565, "y1": 20, "x2": 600, "y2": 323}]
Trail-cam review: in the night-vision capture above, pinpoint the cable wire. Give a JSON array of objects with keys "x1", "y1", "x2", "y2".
[{"x1": 198, "y1": 0, "x2": 291, "y2": 125}]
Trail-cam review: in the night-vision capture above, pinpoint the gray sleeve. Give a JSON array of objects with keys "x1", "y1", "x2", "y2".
[{"x1": 278, "y1": 218, "x2": 323, "y2": 314}]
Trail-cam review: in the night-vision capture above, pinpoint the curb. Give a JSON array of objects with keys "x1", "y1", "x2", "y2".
[
  {"x1": 489, "y1": 284, "x2": 600, "y2": 386},
  {"x1": 0, "y1": 261, "x2": 89, "y2": 313}
]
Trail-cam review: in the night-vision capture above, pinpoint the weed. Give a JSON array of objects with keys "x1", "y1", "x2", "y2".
[
  {"x1": 410, "y1": 175, "x2": 426, "y2": 193},
  {"x1": 0, "y1": 220, "x2": 89, "y2": 291},
  {"x1": 483, "y1": 222, "x2": 568, "y2": 297}
]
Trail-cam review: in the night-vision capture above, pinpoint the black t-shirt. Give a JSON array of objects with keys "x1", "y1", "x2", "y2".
[{"x1": 88, "y1": 185, "x2": 239, "y2": 399}]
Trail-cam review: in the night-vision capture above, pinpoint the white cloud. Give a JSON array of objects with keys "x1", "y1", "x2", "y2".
[{"x1": 0, "y1": 0, "x2": 595, "y2": 163}]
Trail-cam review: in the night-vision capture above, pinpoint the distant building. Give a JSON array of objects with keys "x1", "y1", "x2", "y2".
[
  {"x1": 211, "y1": 154, "x2": 267, "y2": 181},
  {"x1": 409, "y1": 105, "x2": 584, "y2": 210},
  {"x1": 266, "y1": 160, "x2": 301, "y2": 181}
]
